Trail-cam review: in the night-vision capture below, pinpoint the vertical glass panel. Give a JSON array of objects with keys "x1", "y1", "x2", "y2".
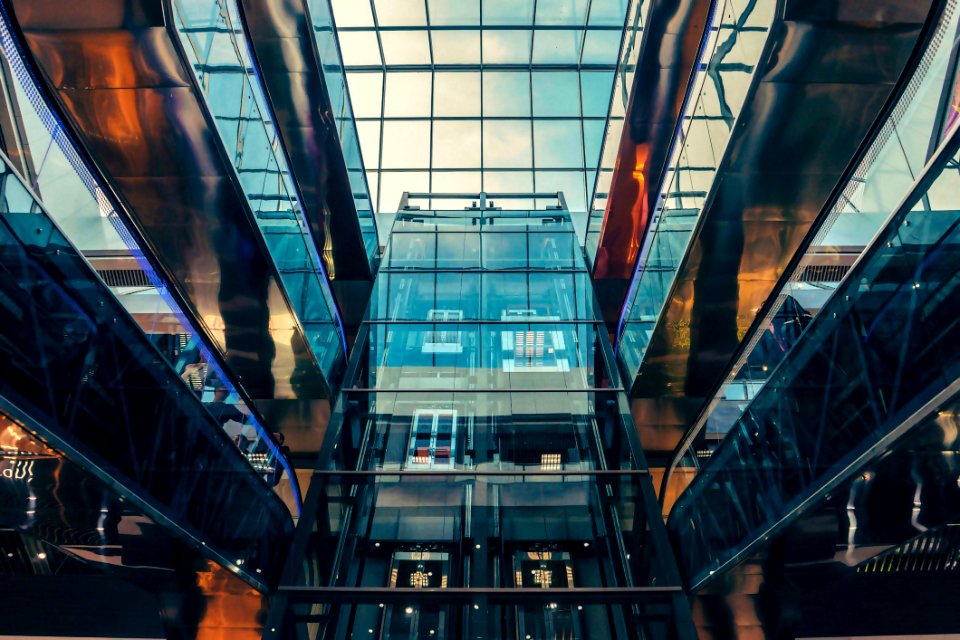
[
  {"x1": 483, "y1": 232, "x2": 529, "y2": 269},
  {"x1": 434, "y1": 72, "x2": 481, "y2": 116},
  {"x1": 534, "y1": 120, "x2": 583, "y2": 168},
  {"x1": 366, "y1": 170, "x2": 380, "y2": 211},
  {"x1": 381, "y1": 120, "x2": 431, "y2": 168},
  {"x1": 432, "y1": 120, "x2": 482, "y2": 168},
  {"x1": 483, "y1": 71, "x2": 531, "y2": 117},
  {"x1": 531, "y1": 71, "x2": 581, "y2": 117},
  {"x1": 483, "y1": 120, "x2": 533, "y2": 168},
  {"x1": 482, "y1": 31, "x2": 533, "y2": 63}
]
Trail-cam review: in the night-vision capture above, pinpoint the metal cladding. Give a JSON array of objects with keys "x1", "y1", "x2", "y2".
[
  {"x1": 591, "y1": 0, "x2": 714, "y2": 324},
  {"x1": 629, "y1": 0, "x2": 941, "y2": 453},
  {"x1": 0, "y1": 154, "x2": 292, "y2": 588},
  {"x1": 2, "y1": 0, "x2": 333, "y2": 413},
  {"x1": 234, "y1": 0, "x2": 375, "y2": 324}
]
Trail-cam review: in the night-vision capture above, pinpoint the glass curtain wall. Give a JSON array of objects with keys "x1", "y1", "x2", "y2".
[
  {"x1": 329, "y1": 0, "x2": 630, "y2": 240},
  {"x1": 270, "y1": 202, "x2": 694, "y2": 639}
]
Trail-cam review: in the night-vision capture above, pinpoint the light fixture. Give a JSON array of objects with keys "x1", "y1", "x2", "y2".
[
  {"x1": 541, "y1": 453, "x2": 561, "y2": 470},
  {"x1": 410, "y1": 563, "x2": 430, "y2": 588},
  {"x1": 405, "y1": 607, "x2": 414, "y2": 615},
  {"x1": 36, "y1": 552, "x2": 47, "y2": 560}
]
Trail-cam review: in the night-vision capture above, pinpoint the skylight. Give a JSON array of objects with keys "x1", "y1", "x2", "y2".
[{"x1": 329, "y1": 0, "x2": 630, "y2": 237}]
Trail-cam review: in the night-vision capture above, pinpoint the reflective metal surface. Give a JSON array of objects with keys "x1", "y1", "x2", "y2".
[
  {"x1": 0, "y1": 414, "x2": 273, "y2": 638},
  {"x1": 660, "y1": 1, "x2": 960, "y2": 506},
  {"x1": 2, "y1": 0, "x2": 333, "y2": 411},
  {"x1": 0, "y1": 150, "x2": 293, "y2": 588},
  {"x1": 0, "y1": 13, "x2": 304, "y2": 501},
  {"x1": 589, "y1": 0, "x2": 714, "y2": 324},
  {"x1": 234, "y1": 0, "x2": 377, "y2": 325},
  {"x1": 668, "y1": 124, "x2": 960, "y2": 590},
  {"x1": 625, "y1": 0, "x2": 940, "y2": 453}
]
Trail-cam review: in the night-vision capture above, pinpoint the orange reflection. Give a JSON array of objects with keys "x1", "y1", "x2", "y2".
[
  {"x1": 0, "y1": 414, "x2": 56, "y2": 455},
  {"x1": 196, "y1": 561, "x2": 269, "y2": 640},
  {"x1": 595, "y1": 141, "x2": 651, "y2": 280}
]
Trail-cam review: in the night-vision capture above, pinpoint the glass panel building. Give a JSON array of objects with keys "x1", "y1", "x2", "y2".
[
  {"x1": 268, "y1": 201, "x2": 692, "y2": 638},
  {"x1": 0, "y1": 0, "x2": 958, "y2": 638}
]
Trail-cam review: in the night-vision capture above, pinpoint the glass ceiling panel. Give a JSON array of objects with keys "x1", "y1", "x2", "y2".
[
  {"x1": 330, "y1": 0, "x2": 631, "y2": 241},
  {"x1": 373, "y1": 0, "x2": 427, "y2": 26},
  {"x1": 330, "y1": 0, "x2": 374, "y2": 26},
  {"x1": 434, "y1": 72, "x2": 481, "y2": 116},
  {"x1": 532, "y1": 30, "x2": 583, "y2": 64},
  {"x1": 483, "y1": 0, "x2": 535, "y2": 25},
  {"x1": 380, "y1": 31, "x2": 431, "y2": 65},
  {"x1": 481, "y1": 31, "x2": 533, "y2": 64},
  {"x1": 536, "y1": 0, "x2": 589, "y2": 25},
  {"x1": 431, "y1": 30, "x2": 481, "y2": 64},
  {"x1": 430, "y1": 0, "x2": 480, "y2": 25},
  {"x1": 338, "y1": 31, "x2": 382, "y2": 66}
]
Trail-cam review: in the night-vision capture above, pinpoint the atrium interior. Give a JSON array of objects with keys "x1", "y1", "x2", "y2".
[{"x1": 0, "y1": 0, "x2": 959, "y2": 639}]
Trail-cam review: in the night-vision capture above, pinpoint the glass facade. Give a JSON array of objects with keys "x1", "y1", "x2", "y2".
[{"x1": 268, "y1": 202, "x2": 693, "y2": 639}]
